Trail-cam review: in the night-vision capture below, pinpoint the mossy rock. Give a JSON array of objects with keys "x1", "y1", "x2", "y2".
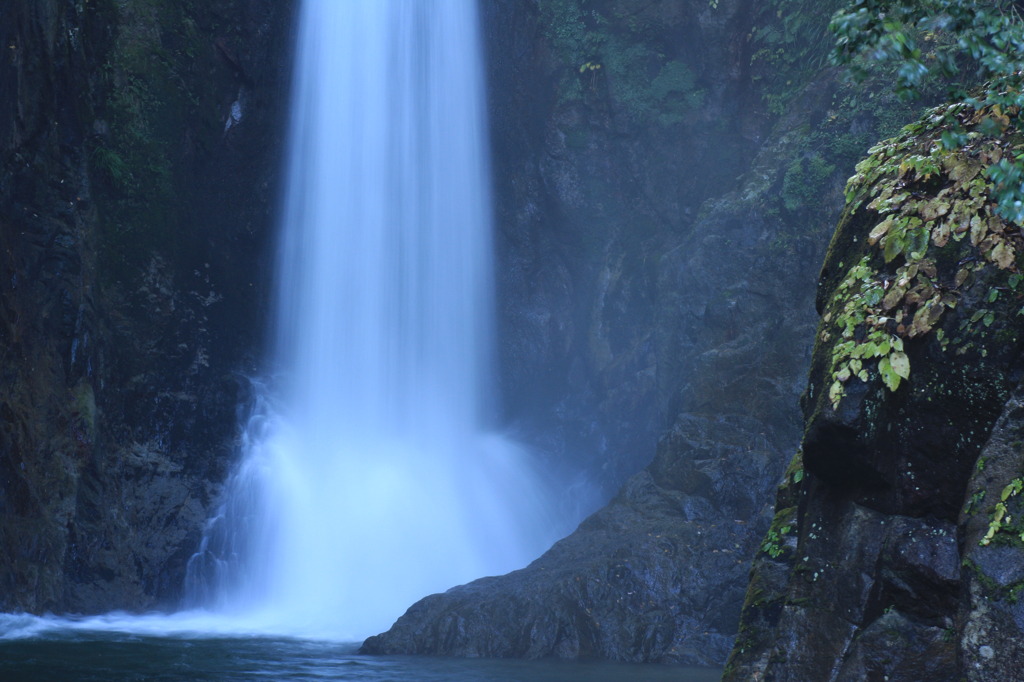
[{"x1": 797, "y1": 101, "x2": 1024, "y2": 512}]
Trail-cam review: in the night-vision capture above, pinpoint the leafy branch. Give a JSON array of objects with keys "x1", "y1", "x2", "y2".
[{"x1": 831, "y1": 0, "x2": 1024, "y2": 223}]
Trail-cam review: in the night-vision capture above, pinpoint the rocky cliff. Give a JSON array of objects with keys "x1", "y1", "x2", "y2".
[
  {"x1": 724, "y1": 100, "x2": 1024, "y2": 680},
  {"x1": 0, "y1": 0, "x2": 291, "y2": 611}
]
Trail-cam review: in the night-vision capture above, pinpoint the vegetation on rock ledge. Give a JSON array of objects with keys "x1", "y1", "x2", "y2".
[{"x1": 823, "y1": 99, "x2": 1024, "y2": 408}]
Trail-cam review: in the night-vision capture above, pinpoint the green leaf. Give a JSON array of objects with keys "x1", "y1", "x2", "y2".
[
  {"x1": 1002, "y1": 483, "x2": 1019, "y2": 502},
  {"x1": 868, "y1": 216, "x2": 895, "y2": 244},
  {"x1": 852, "y1": 342, "x2": 877, "y2": 359},
  {"x1": 863, "y1": 286, "x2": 884, "y2": 306},
  {"x1": 889, "y1": 351, "x2": 910, "y2": 379},
  {"x1": 991, "y1": 241, "x2": 1015, "y2": 269},
  {"x1": 940, "y1": 129, "x2": 968, "y2": 150},
  {"x1": 919, "y1": 199, "x2": 950, "y2": 222},
  {"x1": 828, "y1": 380, "x2": 844, "y2": 407},
  {"x1": 882, "y1": 283, "x2": 906, "y2": 310},
  {"x1": 878, "y1": 355, "x2": 902, "y2": 392},
  {"x1": 883, "y1": 232, "x2": 907, "y2": 262}
]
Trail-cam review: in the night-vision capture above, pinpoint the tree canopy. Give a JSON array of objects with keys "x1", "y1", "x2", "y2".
[{"x1": 830, "y1": 0, "x2": 1024, "y2": 222}]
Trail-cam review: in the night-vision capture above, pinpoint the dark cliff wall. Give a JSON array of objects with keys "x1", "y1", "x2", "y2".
[
  {"x1": 485, "y1": 0, "x2": 767, "y2": 499},
  {"x1": 724, "y1": 101, "x2": 1024, "y2": 681},
  {"x1": 0, "y1": 0, "x2": 292, "y2": 612}
]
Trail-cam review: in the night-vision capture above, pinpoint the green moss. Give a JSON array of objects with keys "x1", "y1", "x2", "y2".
[
  {"x1": 89, "y1": 144, "x2": 131, "y2": 189},
  {"x1": 537, "y1": 1, "x2": 703, "y2": 125},
  {"x1": 779, "y1": 450, "x2": 806, "y2": 504},
  {"x1": 1008, "y1": 581, "x2": 1024, "y2": 604},
  {"x1": 963, "y1": 557, "x2": 1024, "y2": 603},
  {"x1": 537, "y1": 0, "x2": 604, "y2": 107},
  {"x1": 760, "y1": 505, "x2": 798, "y2": 559},
  {"x1": 627, "y1": 59, "x2": 705, "y2": 126},
  {"x1": 781, "y1": 153, "x2": 836, "y2": 211},
  {"x1": 785, "y1": 596, "x2": 816, "y2": 607},
  {"x1": 71, "y1": 381, "x2": 97, "y2": 439},
  {"x1": 89, "y1": 0, "x2": 225, "y2": 281},
  {"x1": 538, "y1": 0, "x2": 592, "y2": 61},
  {"x1": 965, "y1": 489, "x2": 987, "y2": 515}
]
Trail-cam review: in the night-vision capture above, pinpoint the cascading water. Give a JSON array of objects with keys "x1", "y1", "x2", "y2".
[{"x1": 184, "y1": 0, "x2": 554, "y2": 639}]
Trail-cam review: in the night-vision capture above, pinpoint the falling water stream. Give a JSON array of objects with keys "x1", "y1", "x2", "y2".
[{"x1": 182, "y1": 0, "x2": 555, "y2": 639}]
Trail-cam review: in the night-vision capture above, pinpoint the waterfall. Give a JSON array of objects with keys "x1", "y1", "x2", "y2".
[{"x1": 185, "y1": 0, "x2": 553, "y2": 640}]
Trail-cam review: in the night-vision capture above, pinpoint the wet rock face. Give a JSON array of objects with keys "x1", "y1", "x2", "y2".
[
  {"x1": 958, "y1": 393, "x2": 1024, "y2": 681},
  {"x1": 725, "y1": 102, "x2": 1024, "y2": 680},
  {"x1": 0, "y1": 0, "x2": 292, "y2": 612},
  {"x1": 483, "y1": 0, "x2": 768, "y2": 496},
  {"x1": 362, "y1": 415, "x2": 780, "y2": 666}
]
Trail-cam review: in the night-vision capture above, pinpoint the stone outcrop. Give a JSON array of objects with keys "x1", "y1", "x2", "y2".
[{"x1": 725, "y1": 101, "x2": 1024, "y2": 680}]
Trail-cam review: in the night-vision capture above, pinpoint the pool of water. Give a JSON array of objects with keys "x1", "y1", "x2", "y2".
[{"x1": 0, "y1": 614, "x2": 721, "y2": 682}]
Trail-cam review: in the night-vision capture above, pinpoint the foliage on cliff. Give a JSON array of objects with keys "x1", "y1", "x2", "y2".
[{"x1": 820, "y1": 100, "x2": 1024, "y2": 410}]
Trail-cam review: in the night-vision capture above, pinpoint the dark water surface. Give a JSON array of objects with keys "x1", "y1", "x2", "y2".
[{"x1": 0, "y1": 628, "x2": 720, "y2": 681}]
